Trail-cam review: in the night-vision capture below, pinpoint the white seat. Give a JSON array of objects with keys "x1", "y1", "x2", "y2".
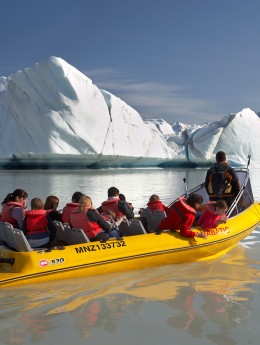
[{"x1": 1, "y1": 222, "x2": 32, "y2": 252}]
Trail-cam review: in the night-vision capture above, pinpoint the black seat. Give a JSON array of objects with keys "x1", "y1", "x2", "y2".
[
  {"x1": 139, "y1": 208, "x2": 166, "y2": 232},
  {"x1": 52, "y1": 221, "x2": 90, "y2": 245},
  {"x1": 119, "y1": 219, "x2": 147, "y2": 236}
]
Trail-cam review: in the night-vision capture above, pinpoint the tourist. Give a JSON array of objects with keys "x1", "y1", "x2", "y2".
[
  {"x1": 98, "y1": 187, "x2": 134, "y2": 220},
  {"x1": 119, "y1": 193, "x2": 134, "y2": 211},
  {"x1": 22, "y1": 197, "x2": 51, "y2": 248},
  {"x1": 1, "y1": 189, "x2": 28, "y2": 229},
  {"x1": 205, "y1": 151, "x2": 240, "y2": 208},
  {"x1": 70, "y1": 195, "x2": 116, "y2": 242},
  {"x1": 44, "y1": 195, "x2": 62, "y2": 221},
  {"x1": 198, "y1": 199, "x2": 228, "y2": 231},
  {"x1": 138, "y1": 194, "x2": 167, "y2": 232},
  {"x1": 61, "y1": 191, "x2": 83, "y2": 223},
  {"x1": 146, "y1": 194, "x2": 168, "y2": 212},
  {"x1": 157, "y1": 193, "x2": 207, "y2": 238}
]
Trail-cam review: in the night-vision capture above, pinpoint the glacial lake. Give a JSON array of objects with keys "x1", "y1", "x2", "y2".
[{"x1": 0, "y1": 167, "x2": 260, "y2": 345}]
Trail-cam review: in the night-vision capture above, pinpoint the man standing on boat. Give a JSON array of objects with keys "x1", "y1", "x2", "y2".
[{"x1": 205, "y1": 151, "x2": 240, "y2": 208}]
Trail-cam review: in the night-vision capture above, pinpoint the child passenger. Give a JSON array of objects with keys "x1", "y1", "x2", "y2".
[
  {"x1": 44, "y1": 195, "x2": 62, "y2": 222},
  {"x1": 146, "y1": 194, "x2": 168, "y2": 212},
  {"x1": 197, "y1": 199, "x2": 228, "y2": 231},
  {"x1": 22, "y1": 197, "x2": 50, "y2": 248},
  {"x1": 70, "y1": 195, "x2": 120, "y2": 242}
]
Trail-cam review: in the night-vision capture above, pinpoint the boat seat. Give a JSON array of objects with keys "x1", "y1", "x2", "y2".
[
  {"x1": 139, "y1": 208, "x2": 166, "y2": 233},
  {"x1": 0, "y1": 221, "x2": 8, "y2": 245},
  {"x1": 1, "y1": 222, "x2": 33, "y2": 252},
  {"x1": 52, "y1": 221, "x2": 90, "y2": 245},
  {"x1": 153, "y1": 209, "x2": 167, "y2": 224},
  {"x1": 119, "y1": 219, "x2": 147, "y2": 236}
]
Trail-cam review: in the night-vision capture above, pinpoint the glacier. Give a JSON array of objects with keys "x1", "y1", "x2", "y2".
[{"x1": 0, "y1": 56, "x2": 259, "y2": 169}]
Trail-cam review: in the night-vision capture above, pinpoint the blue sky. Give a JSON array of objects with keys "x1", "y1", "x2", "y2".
[{"x1": 1, "y1": 0, "x2": 260, "y2": 124}]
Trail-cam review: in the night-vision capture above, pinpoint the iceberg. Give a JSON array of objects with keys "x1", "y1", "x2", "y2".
[{"x1": 0, "y1": 56, "x2": 259, "y2": 168}]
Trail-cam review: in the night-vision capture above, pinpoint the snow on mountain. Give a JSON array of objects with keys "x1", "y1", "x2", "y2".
[{"x1": 0, "y1": 56, "x2": 259, "y2": 168}]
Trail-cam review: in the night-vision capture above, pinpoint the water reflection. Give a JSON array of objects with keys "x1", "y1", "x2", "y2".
[{"x1": 0, "y1": 245, "x2": 259, "y2": 344}]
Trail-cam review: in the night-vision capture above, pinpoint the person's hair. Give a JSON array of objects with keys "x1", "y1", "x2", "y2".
[
  {"x1": 31, "y1": 197, "x2": 44, "y2": 210},
  {"x1": 216, "y1": 151, "x2": 226, "y2": 163},
  {"x1": 119, "y1": 193, "x2": 126, "y2": 201},
  {"x1": 44, "y1": 195, "x2": 59, "y2": 210},
  {"x1": 78, "y1": 195, "x2": 92, "y2": 212},
  {"x1": 108, "y1": 187, "x2": 119, "y2": 197},
  {"x1": 215, "y1": 199, "x2": 228, "y2": 210},
  {"x1": 1, "y1": 189, "x2": 28, "y2": 205},
  {"x1": 186, "y1": 193, "x2": 203, "y2": 208},
  {"x1": 149, "y1": 194, "x2": 160, "y2": 202},
  {"x1": 72, "y1": 191, "x2": 83, "y2": 203}
]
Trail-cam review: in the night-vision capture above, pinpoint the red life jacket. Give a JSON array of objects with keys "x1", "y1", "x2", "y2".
[
  {"x1": 25, "y1": 209, "x2": 48, "y2": 234},
  {"x1": 101, "y1": 198, "x2": 124, "y2": 220},
  {"x1": 70, "y1": 208, "x2": 102, "y2": 239},
  {"x1": 159, "y1": 197, "x2": 196, "y2": 238},
  {"x1": 2, "y1": 202, "x2": 25, "y2": 227},
  {"x1": 61, "y1": 203, "x2": 79, "y2": 223},
  {"x1": 147, "y1": 200, "x2": 167, "y2": 212}
]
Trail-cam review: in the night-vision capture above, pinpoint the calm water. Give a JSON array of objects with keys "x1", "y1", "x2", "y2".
[{"x1": 0, "y1": 167, "x2": 260, "y2": 345}]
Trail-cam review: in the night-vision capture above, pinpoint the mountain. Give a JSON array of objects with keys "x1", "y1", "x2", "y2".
[{"x1": 0, "y1": 56, "x2": 259, "y2": 168}]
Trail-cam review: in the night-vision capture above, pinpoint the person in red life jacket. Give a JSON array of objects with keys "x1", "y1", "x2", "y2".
[
  {"x1": 205, "y1": 151, "x2": 240, "y2": 208},
  {"x1": 147, "y1": 194, "x2": 168, "y2": 212},
  {"x1": 198, "y1": 199, "x2": 228, "y2": 231},
  {"x1": 157, "y1": 193, "x2": 207, "y2": 238},
  {"x1": 44, "y1": 195, "x2": 62, "y2": 222},
  {"x1": 70, "y1": 195, "x2": 116, "y2": 242},
  {"x1": 97, "y1": 187, "x2": 134, "y2": 220},
  {"x1": 22, "y1": 197, "x2": 51, "y2": 248},
  {"x1": 1, "y1": 189, "x2": 28, "y2": 229},
  {"x1": 61, "y1": 191, "x2": 83, "y2": 223},
  {"x1": 139, "y1": 194, "x2": 168, "y2": 232}
]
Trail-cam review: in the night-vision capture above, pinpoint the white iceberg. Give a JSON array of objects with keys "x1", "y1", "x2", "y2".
[{"x1": 0, "y1": 56, "x2": 259, "y2": 168}]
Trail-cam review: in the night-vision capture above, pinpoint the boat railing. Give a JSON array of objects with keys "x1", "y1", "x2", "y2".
[
  {"x1": 226, "y1": 168, "x2": 254, "y2": 217},
  {"x1": 173, "y1": 167, "x2": 254, "y2": 219}
]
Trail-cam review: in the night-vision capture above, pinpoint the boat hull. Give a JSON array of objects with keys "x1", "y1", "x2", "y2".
[{"x1": 1, "y1": 202, "x2": 260, "y2": 288}]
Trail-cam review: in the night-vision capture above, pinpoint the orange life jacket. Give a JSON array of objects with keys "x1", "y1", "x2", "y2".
[
  {"x1": 1, "y1": 202, "x2": 25, "y2": 227},
  {"x1": 70, "y1": 208, "x2": 102, "y2": 239},
  {"x1": 25, "y1": 209, "x2": 48, "y2": 234},
  {"x1": 101, "y1": 198, "x2": 124, "y2": 220},
  {"x1": 61, "y1": 203, "x2": 79, "y2": 223}
]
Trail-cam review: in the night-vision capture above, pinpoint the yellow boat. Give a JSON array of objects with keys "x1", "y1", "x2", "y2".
[{"x1": 0, "y1": 166, "x2": 260, "y2": 288}]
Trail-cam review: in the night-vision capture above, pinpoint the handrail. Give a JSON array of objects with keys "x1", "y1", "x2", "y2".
[{"x1": 0, "y1": 258, "x2": 15, "y2": 265}]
